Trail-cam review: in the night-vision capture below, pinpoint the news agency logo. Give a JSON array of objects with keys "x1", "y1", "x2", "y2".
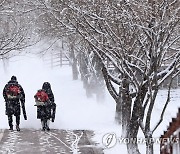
[
  {"x1": 102, "y1": 133, "x2": 179, "y2": 148},
  {"x1": 102, "y1": 133, "x2": 117, "y2": 148},
  {"x1": 118, "y1": 137, "x2": 179, "y2": 144}
]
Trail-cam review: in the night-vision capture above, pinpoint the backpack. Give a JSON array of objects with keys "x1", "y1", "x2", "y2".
[
  {"x1": 6, "y1": 84, "x2": 21, "y2": 99},
  {"x1": 34, "y1": 89, "x2": 49, "y2": 106}
]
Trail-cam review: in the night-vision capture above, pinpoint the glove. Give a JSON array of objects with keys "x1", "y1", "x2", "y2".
[
  {"x1": 51, "y1": 116, "x2": 55, "y2": 122},
  {"x1": 24, "y1": 114, "x2": 27, "y2": 120}
]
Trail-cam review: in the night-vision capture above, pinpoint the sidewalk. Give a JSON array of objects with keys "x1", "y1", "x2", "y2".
[{"x1": 0, "y1": 129, "x2": 103, "y2": 154}]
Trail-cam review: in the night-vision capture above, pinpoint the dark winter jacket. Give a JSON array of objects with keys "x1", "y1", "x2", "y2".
[
  {"x1": 3, "y1": 80, "x2": 25, "y2": 116},
  {"x1": 37, "y1": 83, "x2": 56, "y2": 121}
]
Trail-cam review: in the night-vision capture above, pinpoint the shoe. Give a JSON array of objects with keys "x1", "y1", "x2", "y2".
[
  {"x1": 42, "y1": 127, "x2": 46, "y2": 131},
  {"x1": 46, "y1": 127, "x2": 50, "y2": 131},
  {"x1": 16, "y1": 125, "x2": 20, "y2": 131},
  {"x1": 9, "y1": 126, "x2": 13, "y2": 131}
]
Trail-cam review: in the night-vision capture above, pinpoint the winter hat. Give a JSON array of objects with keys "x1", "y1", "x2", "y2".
[
  {"x1": 11, "y1": 76, "x2": 17, "y2": 81},
  {"x1": 42, "y1": 82, "x2": 51, "y2": 89}
]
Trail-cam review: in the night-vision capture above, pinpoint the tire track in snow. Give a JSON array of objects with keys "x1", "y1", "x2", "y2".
[
  {"x1": 0, "y1": 129, "x2": 4, "y2": 142},
  {"x1": 43, "y1": 130, "x2": 83, "y2": 154}
]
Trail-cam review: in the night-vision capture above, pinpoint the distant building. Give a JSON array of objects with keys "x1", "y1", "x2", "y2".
[{"x1": 160, "y1": 108, "x2": 180, "y2": 154}]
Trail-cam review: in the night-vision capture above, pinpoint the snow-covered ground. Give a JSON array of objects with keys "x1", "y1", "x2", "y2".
[{"x1": 0, "y1": 54, "x2": 179, "y2": 154}]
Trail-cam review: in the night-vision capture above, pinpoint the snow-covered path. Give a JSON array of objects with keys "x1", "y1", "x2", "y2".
[{"x1": 0, "y1": 129, "x2": 103, "y2": 154}]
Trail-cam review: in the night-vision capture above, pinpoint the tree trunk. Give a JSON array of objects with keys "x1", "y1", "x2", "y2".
[
  {"x1": 146, "y1": 139, "x2": 154, "y2": 154},
  {"x1": 127, "y1": 142, "x2": 141, "y2": 154},
  {"x1": 126, "y1": 121, "x2": 141, "y2": 154},
  {"x1": 115, "y1": 95, "x2": 122, "y2": 124},
  {"x1": 126, "y1": 92, "x2": 145, "y2": 154},
  {"x1": 70, "y1": 46, "x2": 78, "y2": 80},
  {"x1": 72, "y1": 59, "x2": 78, "y2": 80},
  {"x1": 93, "y1": 55, "x2": 105, "y2": 102},
  {"x1": 115, "y1": 77, "x2": 132, "y2": 136},
  {"x1": 122, "y1": 78, "x2": 131, "y2": 136},
  {"x1": 2, "y1": 58, "x2": 9, "y2": 73}
]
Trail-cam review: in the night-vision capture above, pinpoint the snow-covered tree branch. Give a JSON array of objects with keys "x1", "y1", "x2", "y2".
[{"x1": 27, "y1": 0, "x2": 180, "y2": 153}]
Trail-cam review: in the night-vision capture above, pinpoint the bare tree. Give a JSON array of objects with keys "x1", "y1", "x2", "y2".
[
  {"x1": 25, "y1": 0, "x2": 180, "y2": 153},
  {"x1": 61, "y1": 0, "x2": 179, "y2": 153},
  {"x1": 0, "y1": 0, "x2": 40, "y2": 60}
]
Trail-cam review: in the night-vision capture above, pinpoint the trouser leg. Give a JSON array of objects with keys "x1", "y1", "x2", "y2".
[
  {"x1": 43, "y1": 119, "x2": 47, "y2": 129},
  {"x1": 46, "y1": 119, "x2": 50, "y2": 131},
  {"x1": 41, "y1": 119, "x2": 46, "y2": 130},
  {"x1": 8, "y1": 115, "x2": 13, "y2": 127},
  {"x1": 41, "y1": 118, "x2": 50, "y2": 131},
  {"x1": 15, "y1": 115, "x2": 20, "y2": 131},
  {"x1": 47, "y1": 120, "x2": 50, "y2": 127},
  {"x1": 41, "y1": 119, "x2": 44, "y2": 127},
  {"x1": 8, "y1": 115, "x2": 13, "y2": 128},
  {"x1": 16, "y1": 115, "x2": 20, "y2": 126}
]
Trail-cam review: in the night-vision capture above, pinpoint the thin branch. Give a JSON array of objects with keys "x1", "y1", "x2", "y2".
[{"x1": 152, "y1": 77, "x2": 173, "y2": 133}]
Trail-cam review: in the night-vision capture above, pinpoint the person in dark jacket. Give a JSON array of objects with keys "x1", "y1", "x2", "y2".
[
  {"x1": 3, "y1": 76, "x2": 27, "y2": 131},
  {"x1": 35, "y1": 82, "x2": 56, "y2": 131}
]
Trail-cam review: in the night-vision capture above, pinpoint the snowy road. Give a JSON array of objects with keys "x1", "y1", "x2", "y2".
[{"x1": 0, "y1": 129, "x2": 103, "y2": 154}]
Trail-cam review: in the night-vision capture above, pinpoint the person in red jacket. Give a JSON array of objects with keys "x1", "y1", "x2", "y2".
[
  {"x1": 34, "y1": 82, "x2": 56, "y2": 131},
  {"x1": 3, "y1": 76, "x2": 27, "y2": 131}
]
